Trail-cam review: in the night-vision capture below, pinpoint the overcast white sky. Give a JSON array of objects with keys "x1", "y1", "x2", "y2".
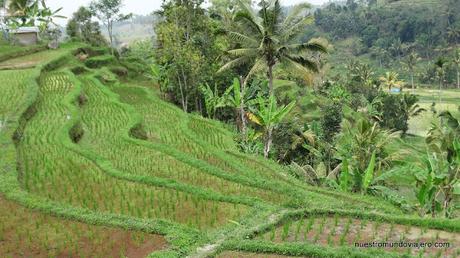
[{"x1": 47, "y1": 0, "x2": 329, "y2": 25}]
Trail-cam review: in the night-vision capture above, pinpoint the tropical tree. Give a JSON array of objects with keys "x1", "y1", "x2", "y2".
[
  {"x1": 452, "y1": 48, "x2": 460, "y2": 89},
  {"x1": 219, "y1": 0, "x2": 328, "y2": 96},
  {"x1": 375, "y1": 93, "x2": 426, "y2": 135},
  {"x1": 155, "y1": 0, "x2": 222, "y2": 113},
  {"x1": 90, "y1": 0, "x2": 132, "y2": 55},
  {"x1": 336, "y1": 117, "x2": 400, "y2": 193},
  {"x1": 421, "y1": 111, "x2": 460, "y2": 217},
  {"x1": 379, "y1": 71, "x2": 403, "y2": 91},
  {"x1": 434, "y1": 57, "x2": 448, "y2": 104},
  {"x1": 402, "y1": 51, "x2": 420, "y2": 93},
  {"x1": 66, "y1": 6, "x2": 106, "y2": 46},
  {"x1": 389, "y1": 38, "x2": 403, "y2": 61},
  {"x1": 247, "y1": 94, "x2": 295, "y2": 158}
]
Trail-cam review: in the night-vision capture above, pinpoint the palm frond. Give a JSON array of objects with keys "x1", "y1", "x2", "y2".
[
  {"x1": 289, "y1": 41, "x2": 328, "y2": 54},
  {"x1": 227, "y1": 31, "x2": 259, "y2": 46},
  {"x1": 227, "y1": 48, "x2": 258, "y2": 57},
  {"x1": 281, "y1": 16, "x2": 313, "y2": 42},
  {"x1": 244, "y1": 58, "x2": 266, "y2": 85},
  {"x1": 218, "y1": 56, "x2": 251, "y2": 73},
  {"x1": 282, "y1": 55, "x2": 319, "y2": 74},
  {"x1": 281, "y1": 2, "x2": 311, "y2": 30},
  {"x1": 234, "y1": 8, "x2": 263, "y2": 35}
]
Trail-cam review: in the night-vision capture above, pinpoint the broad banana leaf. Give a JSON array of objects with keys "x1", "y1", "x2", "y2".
[{"x1": 362, "y1": 151, "x2": 376, "y2": 192}]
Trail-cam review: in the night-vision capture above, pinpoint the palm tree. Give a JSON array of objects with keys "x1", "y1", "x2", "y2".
[
  {"x1": 218, "y1": 0, "x2": 328, "y2": 96},
  {"x1": 247, "y1": 94, "x2": 295, "y2": 158},
  {"x1": 379, "y1": 72, "x2": 404, "y2": 92},
  {"x1": 452, "y1": 48, "x2": 460, "y2": 89},
  {"x1": 389, "y1": 38, "x2": 403, "y2": 61},
  {"x1": 402, "y1": 52, "x2": 420, "y2": 93},
  {"x1": 434, "y1": 57, "x2": 448, "y2": 104}
]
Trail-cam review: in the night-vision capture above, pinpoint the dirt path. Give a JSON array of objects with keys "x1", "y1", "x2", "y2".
[{"x1": 188, "y1": 209, "x2": 289, "y2": 258}]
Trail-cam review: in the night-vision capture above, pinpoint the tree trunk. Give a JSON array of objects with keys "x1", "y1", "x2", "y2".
[
  {"x1": 240, "y1": 77, "x2": 247, "y2": 139},
  {"x1": 439, "y1": 79, "x2": 443, "y2": 105},
  {"x1": 176, "y1": 71, "x2": 186, "y2": 112},
  {"x1": 457, "y1": 68, "x2": 459, "y2": 89},
  {"x1": 411, "y1": 73, "x2": 415, "y2": 94},
  {"x1": 443, "y1": 190, "x2": 452, "y2": 218},
  {"x1": 108, "y1": 20, "x2": 114, "y2": 56},
  {"x1": 268, "y1": 65, "x2": 274, "y2": 96},
  {"x1": 181, "y1": 69, "x2": 189, "y2": 112},
  {"x1": 263, "y1": 127, "x2": 273, "y2": 159}
]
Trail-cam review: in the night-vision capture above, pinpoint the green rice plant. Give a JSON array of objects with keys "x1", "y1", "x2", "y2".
[
  {"x1": 318, "y1": 217, "x2": 326, "y2": 235},
  {"x1": 295, "y1": 217, "x2": 304, "y2": 242},
  {"x1": 269, "y1": 226, "x2": 276, "y2": 242},
  {"x1": 281, "y1": 221, "x2": 291, "y2": 241}
]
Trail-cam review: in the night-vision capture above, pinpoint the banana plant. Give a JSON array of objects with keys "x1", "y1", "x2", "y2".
[
  {"x1": 37, "y1": 0, "x2": 65, "y2": 31},
  {"x1": 222, "y1": 78, "x2": 258, "y2": 137},
  {"x1": 247, "y1": 94, "x2": 296, "y2": 158},
  {"x1": 422, "y1": 111, "x2": 460, "y2": 217},
  {"x1": 199, "y1": 83, "x2": 228, "y2": 119}
]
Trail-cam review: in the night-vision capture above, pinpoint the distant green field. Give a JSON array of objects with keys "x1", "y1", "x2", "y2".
[{"x1": 408, "y1": 88, "x2": 460, "y2": 136}]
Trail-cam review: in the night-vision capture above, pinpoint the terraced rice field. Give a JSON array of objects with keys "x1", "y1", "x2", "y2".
[
  {"x1": 108, "y1": 83, "x2": 388, "y2": 212},
  {"x1": 259, "y1": 216, "x2": 460, "y2": 257},
  {"x1": 18, "y1": 72, "x2": 247, "y2": 230},
  {"x1": 1, "y1": 46, "x2": 459, "y2": 257},
  {"x1": 81, "y1": 79, "x2": 289, "y2": 209},
  {"x1": 0, "y1": 197, "x2": 167, "y2": 258}
]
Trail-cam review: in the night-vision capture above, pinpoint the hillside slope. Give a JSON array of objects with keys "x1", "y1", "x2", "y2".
[{"x1": 0, "y1": 46, "x2": 459, "y2": 257}]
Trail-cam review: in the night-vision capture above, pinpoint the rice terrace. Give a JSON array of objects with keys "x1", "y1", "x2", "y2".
[{"x1": 0, "y1": 0, "x2": 459, "y2": 257}]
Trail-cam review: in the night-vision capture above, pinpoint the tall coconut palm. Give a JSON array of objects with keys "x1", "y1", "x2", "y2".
[
  {"x1": 452, "y1": 48, "x2": 460, "y2": 89},
  {"x1": 434, "y1": 57, "x2": 448, "y2": 104},
  {"x1": 218, "y1": 0, "x2": 328, "y2": 96},
  {"x1": 379, "y1": 71, "x2": 404, "y2": 92},
  {"x1": 402, "y1": 52, "x2": 420, "y2": 93}
]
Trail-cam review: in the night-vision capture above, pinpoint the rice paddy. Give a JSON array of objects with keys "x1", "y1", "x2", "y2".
[
  {"x1": 0, "y1": 197, "x2": 168, "y2": 258},
  {"x1": 259, "y1": 215, "x2": 460, "y2": 257},
  {"x1": 0, "y1": 46, "x2": 459, "y2": 257}
]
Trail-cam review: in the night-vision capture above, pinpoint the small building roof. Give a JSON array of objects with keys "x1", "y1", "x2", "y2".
[{"x1": 10, "y1": 26, "x2": 39, "y2": 34}]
